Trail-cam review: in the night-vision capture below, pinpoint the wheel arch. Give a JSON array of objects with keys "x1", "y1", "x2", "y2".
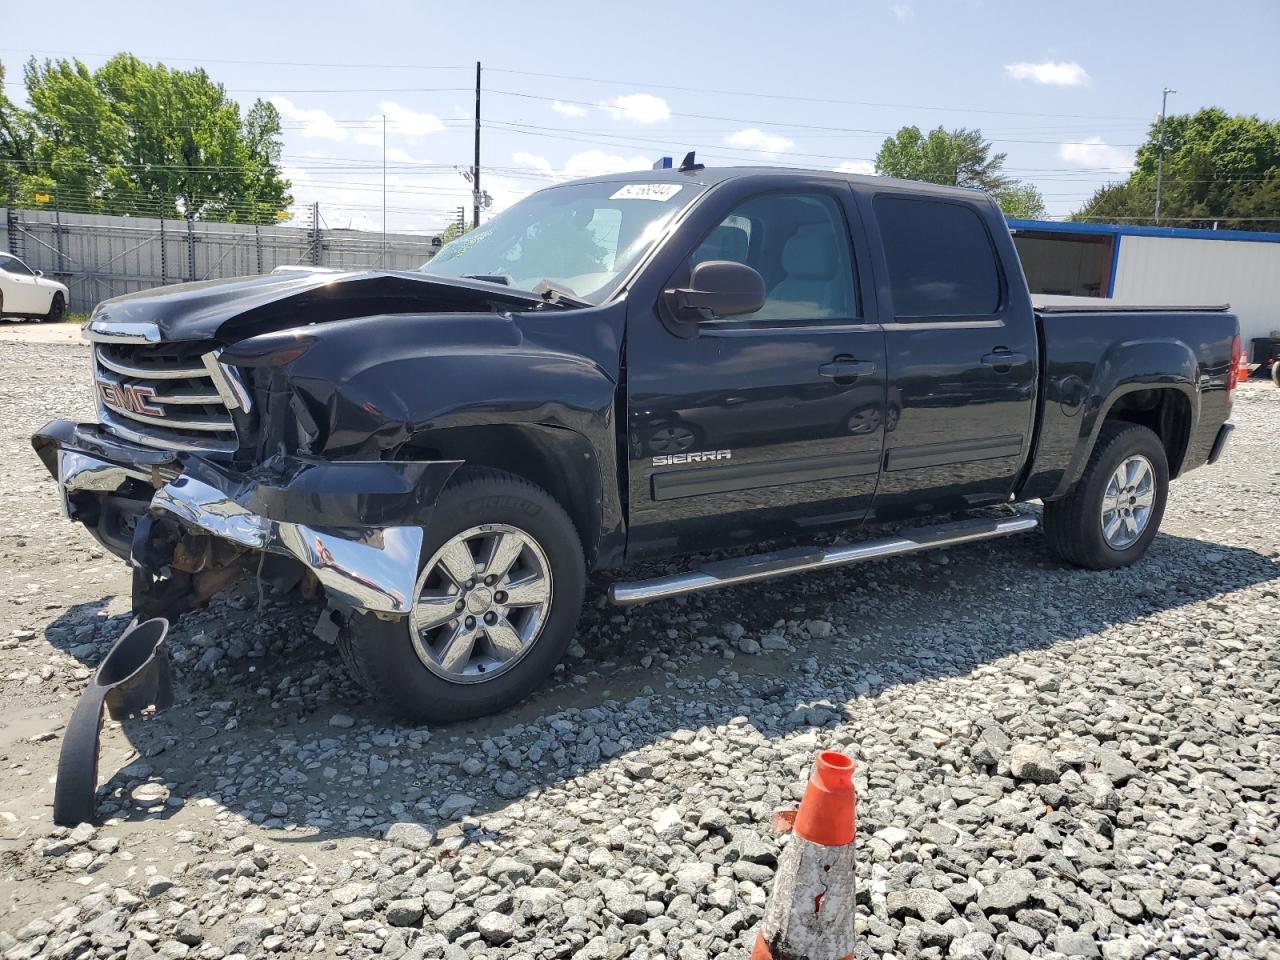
[
  {"x1": 1100, "y1": 386, "x2": 1193, "y2": 477},
  {"x1": 397, "y1": 422, "x2": 621, "y2": 570},
  {"x1": 1046, "y1": 337, "x2": 1200, "y2": 499}
]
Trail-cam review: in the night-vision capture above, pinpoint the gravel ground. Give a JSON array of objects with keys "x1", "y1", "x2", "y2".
[{"x1": 1, "y1": 336, "x2": 1277, "y2": 960}]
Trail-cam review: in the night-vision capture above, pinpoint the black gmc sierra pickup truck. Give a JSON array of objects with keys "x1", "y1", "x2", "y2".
[{"x1": 33, "y1": 165, "x2": 1239, "y2": 721}]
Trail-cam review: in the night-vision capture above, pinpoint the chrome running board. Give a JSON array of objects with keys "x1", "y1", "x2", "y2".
[{"x1": 609, "y1": 513, "x2": 1038, "y2": 606}]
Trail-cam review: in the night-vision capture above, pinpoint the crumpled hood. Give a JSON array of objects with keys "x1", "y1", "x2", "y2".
[{"x1": 88, "y1": 269, "x2": 553, "y2": 344}]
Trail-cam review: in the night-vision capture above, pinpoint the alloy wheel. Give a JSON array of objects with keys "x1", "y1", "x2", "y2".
[
  {"x1": 409, "y1": 523, "x2": 553, "y2": 683},
  {"x1": 1100, "y1": 454, "x2": 1156, "y2": 549}
]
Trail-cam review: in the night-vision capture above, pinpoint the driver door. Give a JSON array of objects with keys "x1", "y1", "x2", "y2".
[{"x1": 625, "y1": 182, "x2": 886, "y2": 560}]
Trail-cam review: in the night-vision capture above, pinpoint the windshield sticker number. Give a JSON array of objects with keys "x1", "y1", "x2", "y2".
[{"x1": 610, "y1": 183, "x2": 683, "y2": 202}]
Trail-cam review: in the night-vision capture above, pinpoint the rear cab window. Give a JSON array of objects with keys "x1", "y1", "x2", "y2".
[{"x1": 874, "y1": 195, "x2": 1002, "y2": 318}]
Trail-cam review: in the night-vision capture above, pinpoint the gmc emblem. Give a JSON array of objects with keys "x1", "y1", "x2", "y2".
[{"x1": 97, "y1": 380, "x2": 164, "y2": 417}]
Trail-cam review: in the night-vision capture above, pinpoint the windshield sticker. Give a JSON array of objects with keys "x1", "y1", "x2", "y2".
[{"x1": 609, "y1": 183, "x2": 683, "y2": 202}]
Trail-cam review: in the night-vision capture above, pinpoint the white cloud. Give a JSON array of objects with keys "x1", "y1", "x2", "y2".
[
  {"x1": 551, "y1": 100, "x2": 589, "y2": 118},
  {"x1": 512, "y1": 152, "x2": 555, "y2": 176},
  {"x1": 512, "y1": 149, "x2": 650, "y2": 180},
  {"x1": 271, "y1": 96, "x2": 347, "y2": 141},
  {"x1": 356, "y1": 101, "x2": 445, "y2": 146},
  {"x1": 1004, "y1": 60, "x2": 1091, "y2": 87},
  {"x1": 892, "y1": 3, "x2": 913, "y2": 20},
  {"x1": 1058, "y1": 137, "x2": 1135, "y2": 172},
  {"x1": 385, "y1": 147, "x2": 415, "y2": 164},
  {"x1": 835, "y1": 160, "x2": 876, "y2": 176},
  {"x1": 725, "y1": 128, "x2": 795, "y2": 155},
  {"x1": 600, "y1": 93, "x2": 672, "y2": 125},
  {"x1": 481, "y1": 173, "x2": 537, "y2": 217},
  {"x1": 563, "y1": 150, "x2": 652, "y2": 178}
]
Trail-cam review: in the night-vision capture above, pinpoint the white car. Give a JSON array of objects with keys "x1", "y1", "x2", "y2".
[{"x1": 0, "y1": 253, "x2": 69, "y2": 322}]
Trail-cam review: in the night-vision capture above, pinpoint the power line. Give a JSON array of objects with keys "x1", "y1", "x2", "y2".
[
  {"x1": 1, "y1": 47, "x2": 1152, "y2": 122},
  {"x1": 485, "y1": 67, "x2": 1154, "y2": 122},
  {"x1": 483, "y1": 89, "x2": 1148, "y2": 146},
  {"x1": 0, "y1": 48, "x2": 471, "y2": 71}
]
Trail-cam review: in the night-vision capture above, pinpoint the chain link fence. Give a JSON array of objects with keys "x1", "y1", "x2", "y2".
[{"x1": 2, "y1": 203, "x2": 441, "y2": 314}]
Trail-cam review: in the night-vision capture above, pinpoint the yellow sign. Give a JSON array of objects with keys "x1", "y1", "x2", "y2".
[
  {"x1": 275, "y1": 210, "x2": 290, "y2": 222},
  {"x1": 34, "y1": 193, "x2": 51, "y2": 204}
]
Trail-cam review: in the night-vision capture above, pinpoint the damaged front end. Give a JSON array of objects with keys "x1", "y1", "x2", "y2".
[{"x1": 33, "y1": 419, "x2": 460, "y2": 621}]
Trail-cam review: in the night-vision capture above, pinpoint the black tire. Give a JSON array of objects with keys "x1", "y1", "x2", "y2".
[
  {"x1": 1043, "y1": 421, "x2": 1169, "y2": 570},
  {"x1": 338, "y1": 467, "x2": 585, "y2": 722},
  {"x1": 43, "y1": 292, "x2": 65, "y2": 323}
]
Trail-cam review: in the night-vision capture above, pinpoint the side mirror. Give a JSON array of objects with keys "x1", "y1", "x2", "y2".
[
  {"x1": 34, "y1": 270, "x2": 43, "y2": 278},
  {"x1": 666, "y1": 260, "x2": 766, "y2": 326}
]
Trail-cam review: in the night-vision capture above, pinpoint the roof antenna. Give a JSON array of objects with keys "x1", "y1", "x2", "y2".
[{"x1": 678, "y1": 151, "x2": 704, "y2": 173}]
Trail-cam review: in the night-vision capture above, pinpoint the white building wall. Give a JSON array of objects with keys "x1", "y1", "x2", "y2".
[{"x1": 1113, "y1": 235, "x2": 1280, "y2": 343}]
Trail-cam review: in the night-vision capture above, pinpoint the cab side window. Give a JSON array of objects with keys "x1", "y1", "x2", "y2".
[
  {"x1": 0, "y1": 255, "x2": 32, "y2": 276},
  {"x1": 874, "y1": 195, "x2": 1002, "y2": 318},
  {"x1": 688, "y1": 193, "x2": 858, "y2": 323}
]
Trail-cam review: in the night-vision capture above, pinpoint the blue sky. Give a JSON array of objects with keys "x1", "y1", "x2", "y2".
[{"x1": 4, "y1": 0, "x2": 1278, "y2": 232}]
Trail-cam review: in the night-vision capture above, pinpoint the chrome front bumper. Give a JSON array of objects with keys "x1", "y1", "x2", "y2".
[
  {"x1": 148, "y1": 472, "x2": 423, "y2": 615},
  {"x1": 39, "y1": 422, "x2": 461, "y2": 617}
]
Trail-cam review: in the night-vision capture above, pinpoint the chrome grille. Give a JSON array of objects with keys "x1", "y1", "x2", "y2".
[{"x1": 90, "y1": 339, "x2": 241, "y2": 454}]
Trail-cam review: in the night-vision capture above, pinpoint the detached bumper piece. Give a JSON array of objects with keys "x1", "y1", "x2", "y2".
[
  {"x1": 33, "y1": 420, "x2": 461, "y2": 620},
  {"x1": 1207, "y1": 422, "x2": 1233, "y2": 465},
  {"x1": 54, "y1": 619, "x2": 174, "y2": 827}
]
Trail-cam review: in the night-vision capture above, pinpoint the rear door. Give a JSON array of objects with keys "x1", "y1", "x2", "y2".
[
  {"x1": 625, "y1": 178, "x2": 887, "y2": 559},
  {"x1": 858, "y1": 190, "x2": 1038, "y2": 519}
]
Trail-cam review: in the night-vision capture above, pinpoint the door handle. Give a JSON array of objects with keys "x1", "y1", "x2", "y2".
[
  {"x1": 982, "y1": 351, "x2": 1027, "y2": 371},
  {"x1": 819, "y1": 359, "x2": 877, "y2": 379}
]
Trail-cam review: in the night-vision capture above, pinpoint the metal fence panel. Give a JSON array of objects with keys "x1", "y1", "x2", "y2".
[{"x1": 1, "y1": 207, "x2": 439, "y2": 314}]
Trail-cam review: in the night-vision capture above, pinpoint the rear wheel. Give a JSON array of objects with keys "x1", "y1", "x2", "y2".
[
  {"x1": 338, "y1": 468, "x2": 585, "y2": 722},
  {"x1": 1043, "y1": 421, "x2": 1169, "y2": 570},
  {"x1": 43, "y1": 292, "x2": 65, "y2": 323},
  {"x1": 1272, "y1": 359, "x2": 1280, "y2": 389}
]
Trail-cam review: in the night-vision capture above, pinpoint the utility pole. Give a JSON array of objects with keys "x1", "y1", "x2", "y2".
[
  {"x1": 310, "y1": 201, "x2": 322, "y2": 266},
  {"x1": 473, "y1": 61, "x2": 482, "y2": 229},
  {"x1": 1154, "y1": 87, "x2": 1175, "y2": 225},
  {"x1": 381, "y1": 113, "x2": 387, "y2": 263}
]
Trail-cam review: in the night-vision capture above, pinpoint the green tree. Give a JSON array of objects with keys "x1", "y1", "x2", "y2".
[
  {"x1": 438, "y1": 221, "x2": 472, "y2": 245},
  {"x1": 8, "y1": 53, "x2": 291, "y2": 221},
  {"x1": 0, "y1": 62, "x2": 37, "y2": 195},
  {"x1": 875, "y1": 125, "x2": 1044, "y2": 218},
  {"x1": 876, "y1": 126, "x2": 1010, "y2": 192},
  {"x1": 997, "y1": 182, "x2": 1047, "y2": 219},
  {"x1": 1073, "y1": 108, "x2": 1280, "y2": 230}
]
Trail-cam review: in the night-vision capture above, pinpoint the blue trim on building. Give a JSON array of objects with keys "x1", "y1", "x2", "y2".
[
  {"x1": 1107, "y1": 235, "x2": 1121, "y2": 297},
  {"x1": 1007, "y1": 218, "x2": 1280, "y2": 244}
]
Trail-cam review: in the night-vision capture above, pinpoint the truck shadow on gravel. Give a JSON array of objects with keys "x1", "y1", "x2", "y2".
[{"x1": 43, "y1": 525, "x2": 1278, "y2": 844}]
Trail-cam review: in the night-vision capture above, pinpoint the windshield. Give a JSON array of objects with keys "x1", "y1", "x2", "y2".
[{"x1": 421, "y1": 179, "x2": 702, "y2": 303}]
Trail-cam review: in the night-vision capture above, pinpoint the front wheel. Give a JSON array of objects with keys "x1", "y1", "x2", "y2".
[
  {"x1": 44, "y1": 292, "x2": 65, "y2": 323},
  {"x1": 338, "y1": 467, "x2": 585, "y2": 722},
  {"x1": 1043, "y1": 421, "x2": 1169, "y2": 570}
]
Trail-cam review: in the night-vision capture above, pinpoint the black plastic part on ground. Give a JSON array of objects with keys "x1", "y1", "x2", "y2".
[{"x1": 53, "y1": 618, "x2": 174, "y2": 827}]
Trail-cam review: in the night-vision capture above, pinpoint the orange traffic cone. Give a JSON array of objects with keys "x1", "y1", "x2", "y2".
[{"x1": 753, "y1": 751, "x2": 858, "y2": 960}]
